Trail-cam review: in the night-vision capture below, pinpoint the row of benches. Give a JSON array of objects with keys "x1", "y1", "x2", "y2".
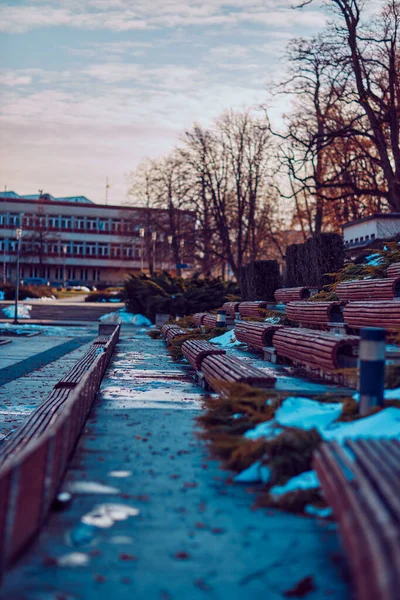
[{"x1": 0, "y1": 324, "x2": 120, "y2": 578}]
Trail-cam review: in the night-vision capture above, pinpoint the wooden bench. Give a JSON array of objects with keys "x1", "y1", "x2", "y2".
[
  {"x1": 54, "y1": 346, "x2": 100, "y2": 389},
  {"x1": 314, "y1": 439, "x2": 400, "y2": 600},
  {"x1": 336, "y1": 278, "x2": 400, "y2": 301},
  {"x1": 234, "y1": 321, "x2": 282, "y2": 352},
  {"x1": 238, "y1": 301, "x2": 268, "y2": 318},
  {"x1": 286, "y1": 301, "x2": 344, "y2": 326},
  {"x1": 193, "y1": 312, "x2": 208, "y2": 326},
  {"x1": 387, "y1": 263, "x2": 400, "y2": 279},
  {"x1": 202, "y1": 314, "x2": 217, "y2": 328},
  {"x1": 161, "y1": 323, "x2": 176, "y2": 337},
  {"x1": 272, "y1": 328, "x2": 359, "y2": 372},
  {"x1": 181, "y1": 340, "x2": 226, "y2": 370},
  {"x1": 222, "y1": 302, "x2": 240, "y2": 317},
  {"x1": 200, "y1": 354, "x2": 276, "y2": 395},
  {"x1": 344, "y1": 300, "x2": 400, "y2": 331},
  {"x1": 274, "y1": 287, "x2": 311, "y2": 304},
  {"x1": 0, "y1": 325, "x2": 120, "y2": 576},
  {"x1": 165, "y1": 326, "x2": 185, "y2": 344}
]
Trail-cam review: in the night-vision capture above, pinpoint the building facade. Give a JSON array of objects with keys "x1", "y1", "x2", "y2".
[
  {"x1": 0, "y1": 192, "x2": 195, "y2": 286},
  {"x1": 342, "y1": 213, "x2": 400, "y2": 258}
]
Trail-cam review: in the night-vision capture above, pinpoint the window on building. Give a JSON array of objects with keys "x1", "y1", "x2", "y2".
[
  {"x1": 86, "y1": 244, "x2": 96, "y2": 256},
  {"x1": 360, "y1": 236, "x2": 364, "y2": 242},
  {"x1": 371, "y1": 233, "x2": 375, "y2": 239},
  {"x1": 365, "y1": 235, "x2": 370, "y2": 241},
  {"x1": 87, "y1": 219, "x2": 97, "y2": 230},
  {"x1": 111, "y1": 245, "x2": 121, "y2": 257},
  {"x1": 98, "y1": 220, "x2": 108, "y2": 231},
  {"x1": 355, "y1": 238, "x2": 359, "y2": 243},
  {"x1": 123, "y1": 246, "x2": 133, "y2": 258},
  {"x1": 73, "y1": 243, "x2": 84, "y2": 255},
  {"x1": 9, "y1": 213, "x2": 21, "y2": 226},
  {"x1": 111, "y1": 220, "x2": 121, "y2": 232},
  {"x1": 98, "y1": 244, "x2": 109, "y2": 256},
  {"x1": 61, "y1": 218, "x2": 72, "y2": 229},
  {"x1": 49, "y1": 216, "x2": 59, "y2": 228},
  {"x1": 76, "y1": 218, "x2": 85, "y2": 229}
]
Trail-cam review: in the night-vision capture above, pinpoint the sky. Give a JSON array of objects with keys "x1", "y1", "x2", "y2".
[{"x1": 0, "y1": 0, "x2": 328, "y2": 205}]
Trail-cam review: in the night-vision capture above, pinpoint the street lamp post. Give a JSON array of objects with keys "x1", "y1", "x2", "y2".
[
  {"x1": 13, "y1": 227, "x2": 22, "y2": 325},
  {"x1": 63, "y1": 244, "x2": 67, "y2": 288},
  {"x1": 139, "y1": 228, "x2": 145, "y2": 272},
  {"x1": 167, "y1": 235, "x2": 173, "y2": 274},
  {"x1": 151, "y1": 231, "x2": 157, "y2": 274}
]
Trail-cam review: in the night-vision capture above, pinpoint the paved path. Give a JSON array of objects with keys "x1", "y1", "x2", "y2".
[{"x1": 1, "y1": 328, "x2": 350, "y2": 600}]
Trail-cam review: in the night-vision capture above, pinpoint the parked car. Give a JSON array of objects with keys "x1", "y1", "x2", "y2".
[
  {"x1": 65, "y1": 280, "x2": 94, "y2": 292},
  {"x1": 49, "y1": 281, "x2": 64, "y2": 290},
  {"x1": 21, "y1": 277, "x2": 49, "y2": 287}
]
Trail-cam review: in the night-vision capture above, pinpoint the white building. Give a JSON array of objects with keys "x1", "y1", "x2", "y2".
[
  {"x1": 0, "y1": 192, "x2": 195, "y2": 286},
  {"x1": 342, "y1": 213, "x2": 400, "y2": 254}
]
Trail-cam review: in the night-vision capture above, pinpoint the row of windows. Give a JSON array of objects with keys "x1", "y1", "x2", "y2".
[
  {"x1": 0, "y1": 213, "x2": 142, "y2": 234},
  {"x1": 0, "y1": 240, "x2": 141, "y2": 258},
  {"x1": 345, "y1": 233, "x2": 376, "y2": 245},
  {"x1": 5, "y1": 266, "x2": 102, "y2": 282}
]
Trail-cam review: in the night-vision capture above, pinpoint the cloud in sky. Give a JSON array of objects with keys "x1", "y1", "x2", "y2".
[{"x1": 0, "y1": 0, "x2": 328, "y2": 203}]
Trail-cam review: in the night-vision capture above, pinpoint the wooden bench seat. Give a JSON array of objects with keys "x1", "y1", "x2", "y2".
[
  {"x1": 272, "y1": 328, "x2": 359, "y2": 372},
  {"x1": 238, "y1": 301, "x2": 268, "y2": 318},
  {"x1": 202, "y1": 314, "x2": 217, "y2": 328},
  {"x1": 165, "y1": 326, "x2": 185, "y2": 344},
  {"x1": 181, "y1": 340, "x2": 226, "y2": 370},
  {"x1": 314, "y1": 439, "x2": 400, "y2": 600},
  {"x1": 274, "y1": 287, "x2": 311, "y2": 303},
  {"x1": 344, "y1": 300, "x2": 400, "y2": 331},
  {"x1": 234, "y1": 321, "x2": 282, "y2": 351},
  {"x1": 336, "y1": 278, "x2": 400, "y2": 301},
  {"x1": 161, "y1": 323, "x2": 176, "y2": 337},
  {"x1": 387, "y1": 263, "x2": 400, "y2": 279},
  {"x1": 222, "y1": 302, "x2": 240, "y2": 317},
  {"x1": 193, "y1": 312, "x2": 208, "y2": 326},
  {"x1": 200, "y1": 354, "x2": 276, "y2": 395},
  {"x1": 54, "y1": 346, "x2": 100, "y2": 389},
  {"x1": 286, "y1": 301, "x2": 344, "y2": 326}
]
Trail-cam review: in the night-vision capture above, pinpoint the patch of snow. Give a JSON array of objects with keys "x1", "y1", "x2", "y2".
[
  {"x1": 57, "y1": 552, "x2": 90, "y2": 567},
  {"x1": 100, "y1": 308, "x2": 151, "y2": 326},
  {"x1": 264, "y1": 316, "x2": 281, "y2": 324},
  {"x1": 66, "y1": 481, "x2": 119, "y2": 495},
  {"x1": 0, "y1": 291, "x2": 5, "y2": 300},
  {"x1": 305, "y1": 505, "x2": 333, "y2": 518},
  {"x1": 24, "y1": 296, "x2": 56, "y2": 301},
  {"x1": 107, "y1": 471, "x2": 132, "y2": 478},
  {"x1": 322, "y1": 407, "x2": 400, "y2": 443},
  {"x1": 269, "y1": 470, "x2": 320, "y2": 498},
  {"x1": 209, "y1": 329, "x2": 241, "y2": 347},
  {"x1": 233, "y1": 413, "x2": 243, "y2": 419},
  {"x1": 2, "y1": 304, "x2": 31, "y2": 319},
  {"x1": 366, "y1": 253, "x2": 385, "y2": 266},
  {"x1": 244, "y1": 421, "x2": 282, "y2": 440},
  {"x1": 233, "y1": 461, "x2": 271, "y2": 484},
  {"x1": 82, "y1": 504, "x2": 140, "y2": 528},
  {"x1": 274, "y1": 397, "x2": 343, "y2": 433}
]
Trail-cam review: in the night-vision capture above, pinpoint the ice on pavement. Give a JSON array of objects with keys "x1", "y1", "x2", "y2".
[
  {"x1": 244, "y1": 421, "x2": 282, "y2": 440},
  {"x1": 209, "y1": 329, "x2": 241, "y2": 347},
  {"x1": 322, "y1": 407, "x2": 400, "y2": 443},
  {"x1": 269, "y1": 470, "x2": 320, "y2": 498},
  {"x1": 100, "y1": 308, "x2": 151, "y2": 326}
]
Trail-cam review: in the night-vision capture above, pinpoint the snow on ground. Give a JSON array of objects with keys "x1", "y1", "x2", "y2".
[
  {"x1": 233, "y1": 461, "x2": 271, "y2": 484},
  {"x1": 209, "y1": 329, "x2": 241, "y2": 347},
  {"x1": 24, "y1": 296, "x2": 57, "y2": 302},
  {"x1": 2, "y1": 304, "x2": 31, "y2": 319},
  {"x1": 0, "y1": 323, "x2": 88, "y2": 337},
  {"x1": 274, "y1": 397, "x2": 343, "y2": 433},
  {"x1": 0, "y1": 291, "x2": 4, "y2": 300},
  {"x1": 365, "y1": 253, "x2": 385, "y2": 266},
  {"x1": 269, "y1": 470, "x2": 320, "y2": 498},
  {"x1": 99, "y1": 308, "x2": 151, "y2": 326}
]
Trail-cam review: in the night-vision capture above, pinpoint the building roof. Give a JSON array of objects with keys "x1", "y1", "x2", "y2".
[
  {"x1": 342, "y1": 213, "x2": 400, "y2": 229},
  {"x1": 1, "y1": 191, "x2": 94, "y2": 204}
]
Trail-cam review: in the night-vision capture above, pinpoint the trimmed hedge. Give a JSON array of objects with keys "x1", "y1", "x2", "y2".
[
  {"x1": 242, "y1": 260, "x2": 281, "y2": 301},
  {"x1": 285, "y1": 234, "x2": 344, "y2": 288}
]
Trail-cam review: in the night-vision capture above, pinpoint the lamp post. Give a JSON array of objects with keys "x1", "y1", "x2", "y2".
[
  {"x1": 13, "y1": 227, "x2": 22, "y2": 325},
  {"x1": 151, "y1": 231, "x2": 157, "y2": 274},
  {"x1": 139, "y1": 228, "x2": 145, "y2": 272},
  {"x1": 63, "y1": 244, "x2": 67, "y2": 288},
  {"x1": 167, "y1": 235, "x2": 173, "y2": 274}
]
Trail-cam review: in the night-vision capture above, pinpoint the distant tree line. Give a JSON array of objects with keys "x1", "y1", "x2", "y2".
[{"x1": 128, "y1": 0, "x2": 399, "y2": 279}]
